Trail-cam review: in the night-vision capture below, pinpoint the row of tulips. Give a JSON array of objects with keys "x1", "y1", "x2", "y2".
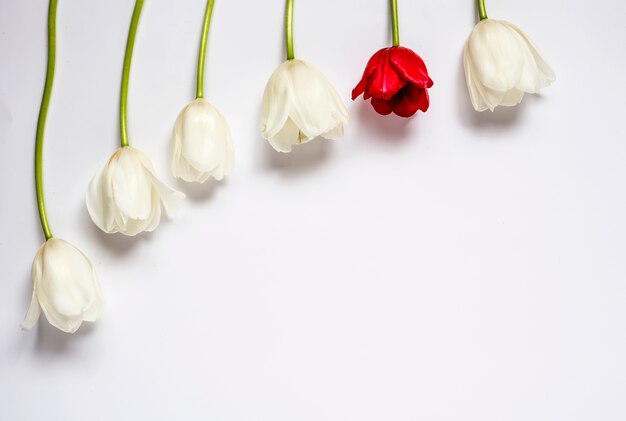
[{"x1": 24, "y1": 0, "x2": 555, "y2": 333}]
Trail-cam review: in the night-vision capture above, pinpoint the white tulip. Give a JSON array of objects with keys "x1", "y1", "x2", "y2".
[
  {"x1": 261, "y1": 59, "x2": 348, "y2": 153},
  {"x1": 22, "y1": 238, "x2": 104, "y2": 334},
  {"x1": 87, "y1": 146, "x2": 185, "y2": 236},
  {"x1": 171, "y1": 98, "x2": 234, "y2": 183},
  {"x1": 463, "y1": 19, "x2": 555, "y2": 112}
]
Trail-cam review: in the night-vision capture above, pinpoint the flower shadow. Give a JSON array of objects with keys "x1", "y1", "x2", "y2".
[
  {"x1": 261, "y1": 135, "x2": 333, "y2": 176},
  {"x1": 34, "y1": 318, "x2": 97, "y2": 355},
  {"x1": 174, "y1": 178, "x2": 219, "y2": 203},
  {"x1": 352, "y1": 100, "x2": 415, "y2": 144},
  {"x1": 456, "y1": 55, "x2": 525, "y2": 131}
]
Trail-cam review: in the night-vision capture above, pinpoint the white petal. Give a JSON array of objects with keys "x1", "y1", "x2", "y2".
[
  {"x1": 268, "y1": 118, "x2": 299, "y2": 153},
  {"x1": 503, "y1": 21, "x2": 556, "y2": 92},
  {"x1": 464, "y1": 43, "x2": 488, "y2": 112},
  {"x1": 118, "y1": 213, "x2": 154, "y2": 236},
  {"x1": 206, "y1": 106, "x2": 235, "y2": 180},
  {"x1": 261, "y1": 63, "x2": 292, "y2": 140},
  {"x1": 135, "y1": 147, "x2": 184, "y2": 216},
  {"x1": 111, "y1": 147, "x2": 153, "y2": 221},
  {"x1": 171, "y1": 114, "x2": 209, "y2": 183},
  {"x1": 468, "y1": 20, "x2": 525, "y2": 92},
  {"x1": 499, "y1": 88, "x2": 525, "y2": 107},
  {"x1": 285, "y1": 60, "x2": 335, "y2": 138},
  {"x1": 464, "y1": 42, "x2": 509, "y2": 112},
  {"x1": 141, "y1": 198, "x2": 163, "y2": 233},
  {"x1": 21, "y1": 288, "x2": 41, "y2": 330},
  {"x1": 210, "y1": 124, "x2": 235, "y2": 181},
  {"x1": 179, "y1": 99, "x2": 225, "y2": 173},
  {"x1": 322, "y1": 123, "x2": 344, "y2": 140},
  {"x1": 146, "y1": 171, "x2": 185, "y2": 217},
  {"x1": 319, "y1": 66, "x2": 349, "y2": 126},
  {"x1": 86, "y1": 155, "x2": 118, "y2": 233},
  {"x1": 21, "y1": 247, "x2": 44, "y2": 331}
]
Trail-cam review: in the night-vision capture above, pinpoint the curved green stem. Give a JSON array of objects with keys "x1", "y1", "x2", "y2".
[
  {"x1": 196, "y1": 0, "x2": 215, "y2": 99},
  {"x1": 390, "y1": 0, "x2": 400, "y2": 46},
  {"x1": 120, "y1": 0, "x2": 144, "y2": 148},
  {"x1": 34, "y1": 0, "x2": 58, "y2": 241},
  {"x1": 285, "y1": 0, "x2": 294, "y2": 60},
  {"x1": 477, "y1": 0, "x2": 488, "y2": 20}
]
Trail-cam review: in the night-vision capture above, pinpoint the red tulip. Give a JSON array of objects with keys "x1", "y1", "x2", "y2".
[{"x1": 352, "y1": 46, "x2": 433, "y2": 118}]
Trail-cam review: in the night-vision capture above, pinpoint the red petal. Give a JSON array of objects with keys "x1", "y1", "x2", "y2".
[
  {"x1": 367, "y1": 48, "x2": 405, "y2": 101},
  {"x1": 370, "y1": 98, "x2": 394, "y2": 115},
  {"x1": 406, "y1": 84, "x2": 430, "y2": 112},
  {"x1": 371, "y1": 92, "x2": 404, "y2": 115},
  {"x1": 388, "y1": 46, "x2": 433, "y2": 89},
  {"x1": 351, "y1": 48, "x2": 386, "y2": 100},
  {"x1": 392, "y1": 92, "x2": 419, "y2": 118},
  {"x1": 392, "y1": 84, "x2": 430, "y2": 117}
]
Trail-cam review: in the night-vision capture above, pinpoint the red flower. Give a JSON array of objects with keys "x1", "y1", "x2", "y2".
[{"x1": 352, "y1": 46, "x2": 433, "y2": 118}]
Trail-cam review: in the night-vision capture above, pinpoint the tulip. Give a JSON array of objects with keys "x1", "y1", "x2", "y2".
[
  {"x1": 261, "y1": 59, "x2": 348, "y2": 153},
  {"x1": 87, "y1": 1, "x2": 184, "y2": 236},
  {"x1": 352, "y1": 46, "x2": 433, "y2": 117},
  {"x1": 26, "y1": 0, "x2": 103, "y2": 334},
  {"x1": 463, "y1": 4, "x2": 555, "y2": 111},
  {"x1": 22, "y1": 239, "x2": 104, "y2": 334},
  {"x1": 171, "y1": 98, "x2": 234, "y2": 182},
  {"x1": 87, "y1": 146, "x2": 185, "y2": 236},
  {"x1": 172, "y1": 0, "x2": 234, "y2": 182}
]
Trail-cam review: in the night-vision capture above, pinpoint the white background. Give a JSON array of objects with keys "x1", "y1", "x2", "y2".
[{"x1": 1, "y1": 0, "x2": 625, "y2": 420}]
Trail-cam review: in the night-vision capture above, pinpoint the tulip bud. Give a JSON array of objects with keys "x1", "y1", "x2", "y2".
[
  {"x1": 352, "y1": 46, "x2": 433, "y2": 117},
  {"x1": 463, "y1": 19, "x2": 556, "y2": 112},
  {"x1": 86, "y1": 146, "x2": 185, "y2": 236},
  {"x1": 261, "y1": 59, "x2": 348, "y2": 153},
  {"x1": 171, "y1": 98, "x2": 234, "y2": 183},
  {"x1": 22, "y1": 238, "x2": 104, "y2": 334}
]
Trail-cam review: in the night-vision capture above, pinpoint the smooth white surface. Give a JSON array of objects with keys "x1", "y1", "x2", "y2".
[{"x1": 1, "y1": 0, "x2": 625, "y2": 420}]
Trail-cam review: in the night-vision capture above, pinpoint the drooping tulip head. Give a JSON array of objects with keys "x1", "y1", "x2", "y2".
[
  {"x1": 22, "y1": 238, "x2": 104, "y2": 334},
  {"x1": 261, "y1": 59, "x2": 348, "y2": 153},
  {"x1": 463, "y1": 19, "x2": 555, "y2": 112},
  {"x1": 87, "y1": 146, "x2": 185, "y2": 236},
  {"x1": 352, "y1": 46, "x2": 433, "y2": 118},
  {"x1": 171, "y1": 98, "x2": 234, "y2": 183}
]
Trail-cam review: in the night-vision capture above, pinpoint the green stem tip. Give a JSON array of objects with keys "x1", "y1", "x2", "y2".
[
  {"x1": 285, "y1": 0, "x2": 294, "y2": 60},
  {"x1": 34, "y1": 0, "x2": 58, "y2": 241},
  {"x1": 120, "y1": 0, "x2": 144, "y2": 148},
  {"x1": 390, "y1": 0, "x2": 400, "y2": 47},
  {"x1": 477, "y1": 0, "x2": 488, "y2": 20}
]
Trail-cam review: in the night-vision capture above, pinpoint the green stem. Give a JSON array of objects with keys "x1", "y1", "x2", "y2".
[
  {"x1": 34, "y1": 0, "x2": 57, "y2": 241},
  {"x1": 285, "y1": 0, "x2": 294, "y2": 60},
  {"x1": 196, "y1": 0, "x2": 215, "y2": 99},
  {"x1": 120, "y1": 0, "x2": 144, "y2": 148},
  {"x1": 390, "y1": 0, "x2": 399, "y2": 47},
  {"x1": 477, "y1": 0, "x2": 488, "y2": 20}
]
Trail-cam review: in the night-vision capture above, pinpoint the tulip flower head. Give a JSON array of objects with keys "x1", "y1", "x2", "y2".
[
  {"x1": 352, "y1": 0, "x2": 433, "y2": 118},
  {"x1": 87, "y1": 0, "x2": 184, "y2": 236},
  {"x1": 463, "y1": 1, "x2": 555, "y2": 111},
  {"x1": 171, "y1": 1, "x2": 234, "y2": 182},
  {"x1": 261, "y1": 0, "x2": 348, "y2": 153},
  {"x1": 87, "y1": 146, "x2": 184, "y2": 236},
  {"x1": 172, "y1": 99, "x2": 234, "y2": 182},
  {"x1": 352, "y1": 46, "x2": 433, "y2": 117},
  {"x1": 261, "y1": 59, "x2": 348, "y2": 153},
  {"x1": 23, "y1": 239, "x2": 104, "y2": 334},
  {"x1": 26, "y1": 0, "x2": 104, "y2": 334}
]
